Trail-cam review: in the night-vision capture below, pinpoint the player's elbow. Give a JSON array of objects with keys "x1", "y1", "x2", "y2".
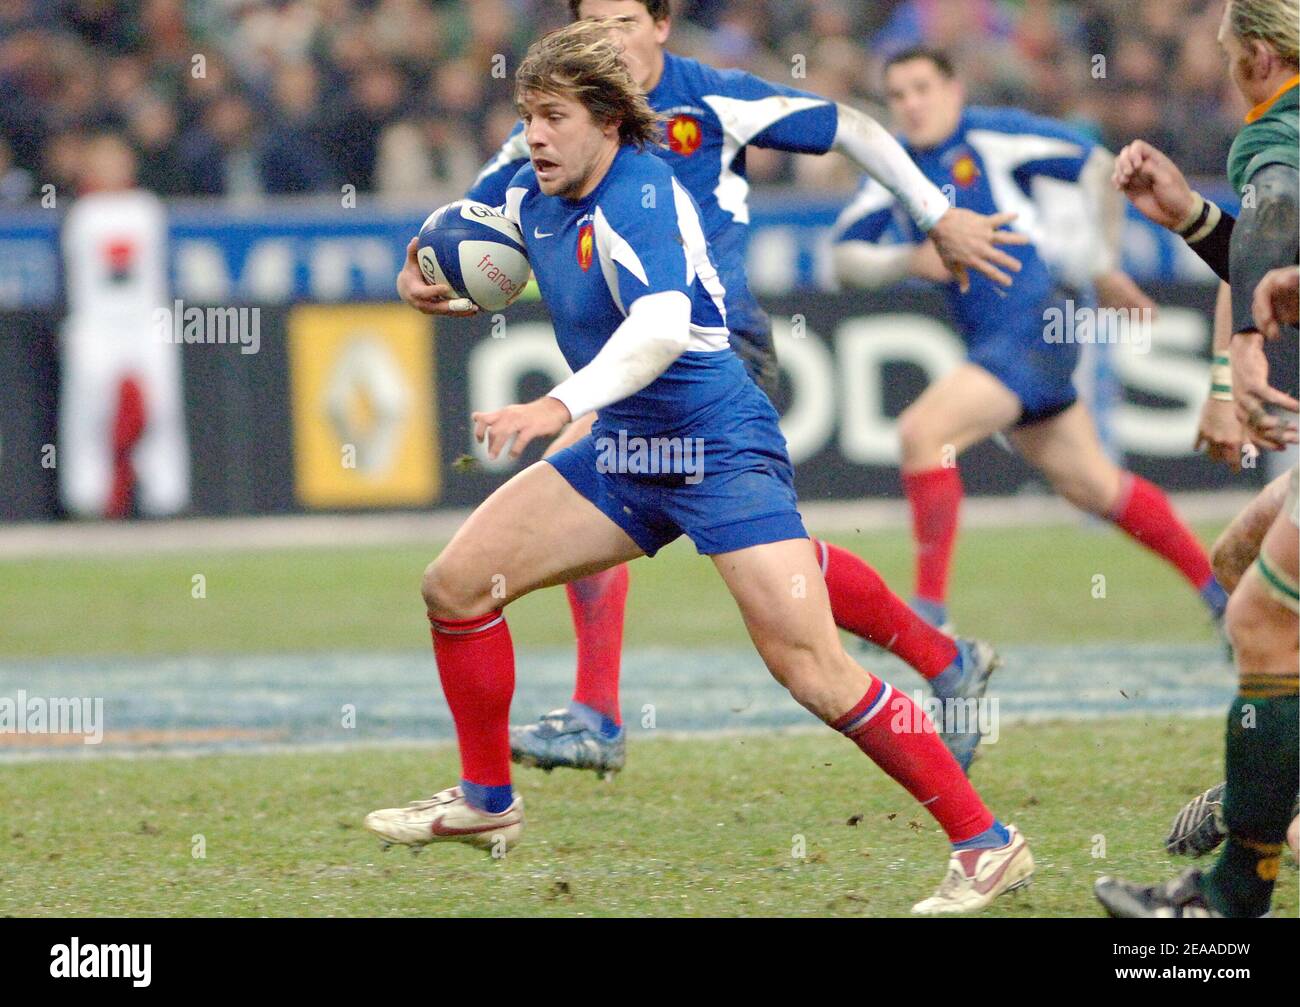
[
  {"x1": 833, "y1": 103, "x2": 889, "y2": 150},
  {"x1": 832, "y1": 242, "x2": 890, "y2": 290},
  {"x1": 831, "y1": 243, "x2": 863, "y2": 287},
  {"x1": 634, "y1": 291, "x2": 693, "y2": 355}
]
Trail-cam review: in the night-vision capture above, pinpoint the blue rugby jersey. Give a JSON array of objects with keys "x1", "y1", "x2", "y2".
[
  {"x1": 504, "y1": 144, "x2": 751, "y2": 437},
  {"x1": 833, "y1": 106, "x2": 1097, "y2": 343},
  {"x1": 472, "y1": 51, "x2": 840, "y2": 336}
]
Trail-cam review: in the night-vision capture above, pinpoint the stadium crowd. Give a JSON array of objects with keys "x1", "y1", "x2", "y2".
[{"x1": 0, "y1": 0, "x2": 1249, "y2": 204}]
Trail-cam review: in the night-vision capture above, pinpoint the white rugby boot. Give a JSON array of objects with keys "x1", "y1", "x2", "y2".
[
  {"x1": 911, "y1": 824, "x2": 1034, "y2": 913},
  {"x1": 364, "y1": 786, "x2": 523, "y2": 852}
]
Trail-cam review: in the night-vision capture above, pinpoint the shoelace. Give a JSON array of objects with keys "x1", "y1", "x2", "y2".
[
  {"x1": 934, "y1": 863, "x2": 969, "y2": 897},
  {"x1": 404, "y1": 793, "x2": 456, "y2": 812}
]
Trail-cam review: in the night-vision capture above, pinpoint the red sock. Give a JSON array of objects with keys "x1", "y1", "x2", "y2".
[
  {"x1": 832, "y1": 679, "x2": 993, "y2": 843},
  {"x1": 107, "y1": 375, "x2": 147, "y2": 519},
  {"x1": 902, "y1": 466, "x2": 963, "y2": 604},
  {"x1": 1109, "y1": 474, "x2": 1214, "y2": 589},
  {"x1": 813, "y1": 539, "x2": 959, "y2": 680},
  {"x1": 567, "y1": 564, "x2": 629, "y2": 725},
  {"x1": 430, "y1": 611, "x2": 515, "y2": 787}
]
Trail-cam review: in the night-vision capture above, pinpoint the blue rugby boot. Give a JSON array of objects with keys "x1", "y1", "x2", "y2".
[
  {"x1": 510, "y1": 707, "x2": 625, "y2": 779},
  {"x1": 933, "y1": 638, "x2": 1001, "y2": 773}
]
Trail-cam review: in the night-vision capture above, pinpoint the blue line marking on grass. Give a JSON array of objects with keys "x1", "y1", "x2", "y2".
[{"x1": 0, "y1": 644, "x2": 1235, "y2": 759}]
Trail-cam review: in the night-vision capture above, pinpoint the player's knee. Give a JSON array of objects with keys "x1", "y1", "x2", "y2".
[
  {"x1": 421, "y1": 556, "x2": 493, "y2": 621},
  {"x1": 897, "y1": 410, "x2": 938, "y2": 467},
  {"x1": 769, "y1": 643, "x2": 854, "y2": 721}
]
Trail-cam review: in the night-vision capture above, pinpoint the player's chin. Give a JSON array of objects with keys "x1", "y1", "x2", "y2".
[{"x1": 536, "y1": 175, "x2": 565, "y2": 196}]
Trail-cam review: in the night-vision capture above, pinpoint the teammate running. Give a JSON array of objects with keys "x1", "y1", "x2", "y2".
[
  {"x1": 367, "y1": 19, "x2": 1034, "y2": 914},
  {"x1": 832, "y1": 47, "x2": 1228, "y2": 633},
  {"x1": 1095, "y1": 0, "x2": 1298, "y2": 916},
  {"x1": 399, "y1": 0, "x2": 1030, "y2": 774}
]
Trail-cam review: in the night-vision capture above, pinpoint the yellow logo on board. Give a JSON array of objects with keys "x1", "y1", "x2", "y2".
[{"x1": 288, "y1": 305, "x2": 439, "y2": 508}]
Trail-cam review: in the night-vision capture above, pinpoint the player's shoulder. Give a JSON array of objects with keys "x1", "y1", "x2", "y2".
[
  {"x1": 662, "y1": 50, "x2": 717, "y2": 92},
  {"x1": 604, "y1": 144, "x2": 676, "y2": 196},
  {"x1": 506, "y1": 159, "x2": 540, "y2": 196},
  {"x1": 594, "y1": 147, "x2": 680, "y2": 234},
  {"x1": 965, "y1": 105, "x2": 1091, "y2": 146},
  {"x1": 670, "y1": 50, "x2": 768, "y2": 100}
]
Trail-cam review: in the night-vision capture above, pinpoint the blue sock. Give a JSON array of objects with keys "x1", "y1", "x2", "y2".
[
  {"x1": 568, "y1": 701, "x2": 622, "y2": 740},
  {"x1": 953, "y1": 819, "x2": 1011, "y2": 851},
  {"x1": 1200, "y1": 576, "x2": 1228, "y2": 620},
  {"x1": 911, "y1": 597, "x2": 948, "y2": 630},
  {"x1": 460, "y1": 780, "x2": 514, "y2": 815},
  {"x1": 929, "y1": 640, "x2": 969, "y2": 699}
]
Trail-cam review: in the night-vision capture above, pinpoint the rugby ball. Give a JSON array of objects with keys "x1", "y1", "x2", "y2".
[{"x1": 416, "y1": 200, "x2": 530, "y2": 312}]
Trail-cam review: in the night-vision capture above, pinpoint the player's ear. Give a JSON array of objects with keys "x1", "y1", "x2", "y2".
[{"x1": 654, "y1": 15, "x2": 671, "y2": 46}]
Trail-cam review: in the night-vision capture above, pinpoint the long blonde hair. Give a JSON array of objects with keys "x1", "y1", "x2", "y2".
[{"x1": 515, "y1": 18, "x2": 664, "y2": 148}]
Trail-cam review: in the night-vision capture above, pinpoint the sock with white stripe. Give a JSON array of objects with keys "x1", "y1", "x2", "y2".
[
  {"x1": 429, "y1": 610, "x2": 516, "y2": 812},
  {"x1": 831, "y1": 676, "x2": 994, "y2": 844}
]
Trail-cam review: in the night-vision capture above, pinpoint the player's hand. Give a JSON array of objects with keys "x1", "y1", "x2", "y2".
[
  {"x1": 1112, "y1": 140, "x2": 1195, "y2": 232},
  {"x1": 928, "y1": 208, "x2": 1028, "y2": 293},
  {"x1": 1252, "y1": 266, "x2": 1300, "y2": 340},
  {"x1": 472, "y1": 396, "x2": 572, "y2": 461},
  {"x1": 907, "y1": 240, "x2": 952, "y2": 283},
  {"x1": 396, "y1": 237, "x2": 479, "y2": 317},
  {"x1": 1094, "y1": 269, "x2": 1158, "y2": 317},
  {"x1": 1194, "y1": 396, "x2": 1247, "y2": 471},
  {"x1": 1229, "y1": 330, "x2": 1300, "y2": 450}
]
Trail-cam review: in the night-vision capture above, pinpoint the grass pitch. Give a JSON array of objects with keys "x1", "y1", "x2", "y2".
[
  {"x1": 3, "y1": 519, "x2": 1295, "y2": 917},
  {"x1": 2, "y1": 720, "x2": 1295, "y2": 918},
  {"x1": 0, "y1": 523, "x2": 1229, "y2": 658}
]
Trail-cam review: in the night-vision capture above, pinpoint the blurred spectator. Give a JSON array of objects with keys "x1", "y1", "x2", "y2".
[
  {"x1": 180, "y1": 89, "x2": 332, "y2": 197},
  {"x1": 125, "y1": 97, "x2": 186, "y2": 197},
  {"x1": 323, "y1": 61, "x2": 408, "y2": 193},
  {"x1": 0, "y1": 0, "x2": 1256, "y2": 203},
  {"x1": 0, "y1": 136, "x2": 33, "y2": 203}
]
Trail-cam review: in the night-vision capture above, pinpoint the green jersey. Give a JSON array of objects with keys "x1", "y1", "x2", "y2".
[{"x1": 1228, "y1": 76, "x2": 1299, "y2": 193}]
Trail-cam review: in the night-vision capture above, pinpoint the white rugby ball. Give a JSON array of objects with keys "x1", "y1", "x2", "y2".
[{"x1": 416, "y1": 200, "x2": 530, "y2": 312}]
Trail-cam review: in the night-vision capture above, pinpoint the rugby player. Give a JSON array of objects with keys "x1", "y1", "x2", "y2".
[
  {"x1": 399, "y1": 0, "x2": 1031, "y2": 774},
  {"x1": 367, "y1": 20, "x2": 1034, "y2": 913},
  {"x1": 831, "y1": 47, "x2": 1228, "y2": 634},
  {"x1": 1096, "y1": 0, "x2": 1298, "y2": 917}
]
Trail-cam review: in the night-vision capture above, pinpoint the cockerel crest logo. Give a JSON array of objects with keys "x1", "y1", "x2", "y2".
[
  {"x1": 667, "y1": 115, "x2": 702, "y2": 156},
  {"x1": 577, "y1": 224, "x2": 594, "y2": 271}
]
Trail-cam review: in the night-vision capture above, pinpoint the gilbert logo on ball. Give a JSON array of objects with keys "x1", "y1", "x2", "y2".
[{"x1": 417, "y1": 200, "x2": 531, "y2": 312}]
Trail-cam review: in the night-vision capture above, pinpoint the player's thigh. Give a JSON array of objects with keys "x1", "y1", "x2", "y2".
[
  {"x1": 542, "y1": 412, "x2": 597, "y2": 459},
  {"x1": 710, "y1": 538, "x2": 868, "y2": 717},
  {"x1": 424, "y1": 460, "x2": 643, "y2": 615},
  {"x1": 898, "y1": 362, "x2": 1022, "y2": 468},
  {"x1": 1227, "y1": 509, "x2": 1299, "y2": 675},
  {"x1": 1211, "y1": 471, "x2": 1290, "y2": 591},
  {"x1": 1008, "y1": 402, "x2": 1122, "y2": 514}
]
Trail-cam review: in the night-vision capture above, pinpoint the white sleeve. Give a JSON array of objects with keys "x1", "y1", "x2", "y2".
[
  {"x1": 832, "y1": 242, "x2": 915, "y2": 290},
  {"x1": 1076, "y1": 146, "x2": 1122, "y2": 278},
  {"x1": 832, "y1": 104, "x2": 949, "y2": 232},
  {"x1": 548, "y1": 290, "x2": 692, "y2": 421},
  {"x1": 503, "y1": 186, "x2": 526, "y2": 227}
]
